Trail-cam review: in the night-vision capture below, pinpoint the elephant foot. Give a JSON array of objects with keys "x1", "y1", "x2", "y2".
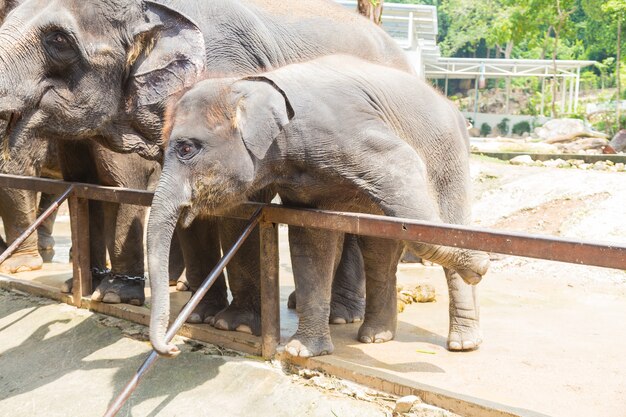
[
  {"x1": 447, "y1": 316, "x2": 482, "y2": 351},
  {"x1": 61, "y1": 269, "x2": 107, "y2": 294},
  {"x1": 176, "y1": 276, "x2": 190, "y2": 292},
  {"x1": 0, "y1": 253, "x2": 43, "y2": 274},
  {"x1": 287, "y1": 290, "x2": 296, "y2": 309},
  {"x1": 186, "y1": 295, "x2": 228, "y2": 324},
  {"x1": 39, "y1": 249, "x2": 55, "y2": 263},
  {"x1": 284, "y1": 333, "x2": 334, "y2": 358},
  {"x1": 358, "y1": 321, "x2": 395, "y2": 344},
  {"x1": 37, "y1": 233, "x2": 55, "y2": 252},
  {"x1": 330, "y1": 292, "x2": 364, "y2": 324},
  {"x1": 288, "y1": 290, "x2": 364, "y2": 324},
  {"x1": 455, "y1": 252, "x2": 490, "y2": 285},
  {"x1": 211, "y1": 304, "x2": 261, "y2": 335},
  {"x1": 91, "y1": 276, "x2": 145, "y2": 306}
]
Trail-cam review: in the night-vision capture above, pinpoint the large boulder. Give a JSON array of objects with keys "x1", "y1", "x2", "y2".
[{"x1": 534, "y1": 118, "x2": 606, "y2": 142}]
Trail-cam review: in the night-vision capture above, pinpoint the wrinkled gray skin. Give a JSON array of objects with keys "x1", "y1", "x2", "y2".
[
  {"x1": 0, "y1": 0, "x2": 412, "y2": 329},
  {"x1": 0, "y1": 0, "x2": 60, "y2": 273},
  {"x1": 0, "y1": 138, "x2": 61, "y2": 272},
  {"x1": 0, "y1": 0, "x2": 186, "y2": 304},
  {"x1": 148, "y1": 55, "x2": 490, "y2": 357}
]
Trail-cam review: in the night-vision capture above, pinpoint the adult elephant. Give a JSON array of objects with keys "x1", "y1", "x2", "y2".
[
  {"x1": 0, "y1": 0, "x2": 60, "y2": 274},
  {"x1": 0, "y1": 0, "x2": 481, "y2": 350},
  {"x1": 0, "y1": 138, "x2": 61, "y2": 273}
]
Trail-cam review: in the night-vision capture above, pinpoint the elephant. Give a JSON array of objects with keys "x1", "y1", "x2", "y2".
[
  {"x1": 147, "y1": 55, "x2": 490, "y2": 357},
  {"x1": 0, "y1": 0, "x2": 61, "y2": 274},
  {"x1": 0, "y1": 138, "x2": 62, "y2": 273},
  {"x1": 0, "y1": 0, "x2": 483, "y2": 351}
]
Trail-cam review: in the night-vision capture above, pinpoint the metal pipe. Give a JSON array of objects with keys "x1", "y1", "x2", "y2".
[
  {"x1": 103, "y1": 207, "x2": 263, "y2": 417},
  {"x1": 0, "y1": 185, "x2": 74, "y2": 265}
]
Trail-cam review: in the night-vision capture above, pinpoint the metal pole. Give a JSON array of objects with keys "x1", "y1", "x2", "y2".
[
  {"x1": 0, "y1": 185, "x2": 74, "y2": 265},
  {"x1": 574, "y1": 67, "x2": 581, "y2": 112},
  {"x1": 568, "y1": 76, "x2": 574, "y2": 114},
  {"x1": 103, "y1": 207, "x2": 263, "y2": 417}
]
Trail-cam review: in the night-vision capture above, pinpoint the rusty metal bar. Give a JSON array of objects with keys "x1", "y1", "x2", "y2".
[
  {"x1": 68, "y1": 195, "x2": 91, "y2": 306},
  {"x1": 257, "y1": 205, "x2": 626, "y2": 270},
  {"x1": 0, "y1": 174, "x2": 153, "y2": 206},
  {"x1": 103, "y1": 208, "x2": 263, "y2": 417},
  {"x1": 1, "y1": 174, "x2": 625, "y2": 270},
  {"x1": 0, "y1": 185, "x2": 74, "y2": 265},
  {"x1": 260, "y1": 221, "x2": 280, "y2": 359}
]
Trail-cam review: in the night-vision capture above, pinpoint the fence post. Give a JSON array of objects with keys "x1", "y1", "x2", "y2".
[
  {"x1": 260, "y1": 221, "x2": 280, "y2": 359},
  {"x1": 68, "y1": 195, "x2": 91, "y2": 307}
]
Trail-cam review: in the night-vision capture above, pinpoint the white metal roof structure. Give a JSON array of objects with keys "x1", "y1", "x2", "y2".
[{"x1": 335, "y1": 1, "x2": 595, "y2": 115}]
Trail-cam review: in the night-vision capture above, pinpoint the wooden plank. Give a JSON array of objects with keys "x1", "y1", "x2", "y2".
[
  {"x1": 68, "y1": 196, "x2": 91, "y2": 307},
  {"x1": 281, "y1": 353, "x2": 526, "y2": 417},
  {"x1": 81, "y1": 299, "x2": 262, "y2": 355},
  {"x1": 260, "y1": 221, "x2": 280, "y2": 359},
  {"x1": 0, "y1": 275, "x2": 74, "y2": 304}
]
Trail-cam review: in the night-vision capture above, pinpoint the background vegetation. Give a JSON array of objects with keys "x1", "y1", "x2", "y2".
[{"x1": 384, "y1": 0, "x2": 626, "y2": 133}]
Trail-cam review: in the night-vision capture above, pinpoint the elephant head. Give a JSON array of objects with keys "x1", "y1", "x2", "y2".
[
  {"x1": 147, "y1": 77, "x2": 293, "y2": 356},
  {"x1": 0, "y1": 0, "x2": 206, "y2": 160}
]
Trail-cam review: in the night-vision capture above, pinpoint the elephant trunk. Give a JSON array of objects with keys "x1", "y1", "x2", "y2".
[
  {"x1": 406, "y1": 241, "x2": 490, "y2": 285},
  {"x1": 147, "y1": 172, "x2": 192, "y2": 357}
]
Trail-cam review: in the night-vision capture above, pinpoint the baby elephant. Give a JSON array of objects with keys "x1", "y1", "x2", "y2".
[{"x1": 148, "y1": 55, "x2": 489, "y2": 358}]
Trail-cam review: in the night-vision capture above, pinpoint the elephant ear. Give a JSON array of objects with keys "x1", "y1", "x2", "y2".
[
  {"x1": 232, "y1": 76, "x2": 295, "y2": 160},
  {"x1": 113, "y1": 1, "x2": 205, "y2": 159},
  {"x1": 127, "y1": 1, "x2": 206, "y2": 108}
]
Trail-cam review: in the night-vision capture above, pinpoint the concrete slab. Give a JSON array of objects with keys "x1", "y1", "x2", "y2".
[{"x1": 0, "y1": 290, "x2": 396, "y2": 417}]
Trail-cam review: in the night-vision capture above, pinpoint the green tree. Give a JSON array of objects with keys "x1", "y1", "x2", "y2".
[{"x1": 601, "y1": 0, "x2": 626, "y2": 128}]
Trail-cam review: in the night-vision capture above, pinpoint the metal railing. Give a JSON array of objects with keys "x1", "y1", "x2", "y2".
[{"x1": 1, "y1": 172, "x2": 625, "y2": 359}]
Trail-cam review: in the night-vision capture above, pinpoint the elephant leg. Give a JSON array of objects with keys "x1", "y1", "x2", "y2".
[
  {"x1": 37, "y1": 192, "x2": 58, "y2": 261},
  {"x1": 288, "y1": 234, "x2": 365, "y2": 324},
  {"x1": 0, "y1": 187, "x2": 43, "y2": 273},
  {"x1": 284, "y1": 226, "x2": 340, "y2": 357},
  {"x1": 357, "y1": 237, "x2": 402, "y2": 344},
  {"x1": 330, "y1": 234, "x2": 365, "y2": 324},
  {"x1": 445, "y1": 268, "x2": 481, "y2": 351},
  {"x1": 177, "y1": 217, "x2": 228, "y2": 323},
  {"x1": 91, "y1": 202, "x2": 146, "y2": 306},
  {"x1": 211, "y1": 218, "x2": 262, "y2": 335},
  {"x1": 61, "y1": 199, "x2": 108, "y2": 293}
]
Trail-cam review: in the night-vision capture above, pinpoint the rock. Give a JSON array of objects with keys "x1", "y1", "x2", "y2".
[
  {"x1": 615, "y1": 163, "x2": 625, "y2": 172},
  {"x1": 609, "y1": 129, "x2": 626, "y2": 153},
  {"x1": 593, "y1": 161, "x2": 608, "y2": 171},
  {"x1": 510, "y1": 155, "x2": 534, "y2": 165},
  {"x1": 567, "y1": 159, "x2": 585, "y2": 167},
  {"x1": 534, "y1": 118, "x2": 606, "y2": 142},
  {"x1": 394, "y1": 395, "x2": 421, "y2": 414},
  {"x1": 468, "y1": 127, "x2": 481, "y2": 137},
  {"x1": 543, "y1": 158, "x2": 570, "y2": 168}
]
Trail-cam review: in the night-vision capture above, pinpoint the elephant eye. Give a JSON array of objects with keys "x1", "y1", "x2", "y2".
[
  {"x1": 43, "y1": 30, "x2": 78, "y2": 63},
  {"x1": 175, "y1": 140, "x2": 199, "y2": 160}
]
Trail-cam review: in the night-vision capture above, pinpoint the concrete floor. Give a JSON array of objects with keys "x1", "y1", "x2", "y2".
[{"x1": 0, "y1": 289, "x2": 394, "y2": 417}]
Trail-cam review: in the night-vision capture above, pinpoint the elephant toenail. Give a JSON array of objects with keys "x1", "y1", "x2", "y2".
[
  {"x1": 235, "y1": 324, "x2": 252, "y2": 334},
  {"x1": 102, "y1": 293, "x2": 121, "y2": 304}
]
